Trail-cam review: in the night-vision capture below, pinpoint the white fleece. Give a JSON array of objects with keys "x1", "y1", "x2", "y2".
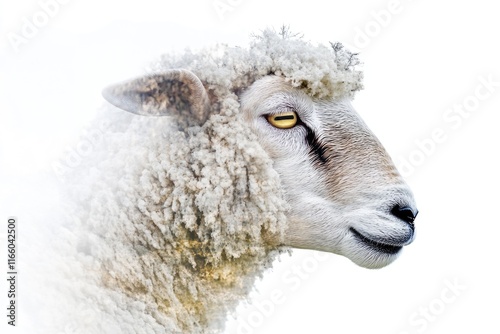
[{"x1": 25, "y1": 28, "x2": 363, "y2": 334}]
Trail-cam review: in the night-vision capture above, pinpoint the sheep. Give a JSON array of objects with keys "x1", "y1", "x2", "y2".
[{"x1": 31, "y1": 28, "x2": 417, "y2": 334}]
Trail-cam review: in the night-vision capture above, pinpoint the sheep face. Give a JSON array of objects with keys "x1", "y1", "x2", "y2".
[
  {"x1": 103, "y1": 70, "x2": 417, "y2": 270},
  {"x1": 241, "y1": 76, "x2": 417, "y2": 269}
]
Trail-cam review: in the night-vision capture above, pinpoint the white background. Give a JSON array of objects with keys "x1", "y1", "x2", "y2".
[{"x1": 1, "y1": 0, "x2": 499, "y2": 333}]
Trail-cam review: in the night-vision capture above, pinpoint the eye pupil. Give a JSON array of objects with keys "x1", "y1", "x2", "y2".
[
  {"x1": 267, "y1": 111, "x2": 298, "y2": 129},
  {"x1": 274, "y1": 115, "x2": 295, "y2": 121}
]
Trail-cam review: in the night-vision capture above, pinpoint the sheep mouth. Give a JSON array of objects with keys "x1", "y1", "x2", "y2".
[{"x1": 349, "y1": 228, "x2": 403, "y2": 255}]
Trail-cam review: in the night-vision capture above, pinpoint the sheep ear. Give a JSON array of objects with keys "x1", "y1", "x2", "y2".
[{"x1": 102, "y1": 69, "x2": 210, "y2": 126}]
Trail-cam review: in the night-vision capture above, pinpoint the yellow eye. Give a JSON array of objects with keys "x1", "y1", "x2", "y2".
[{"x1": 267, "y1": 111, "x2": 298, "y2": 129}]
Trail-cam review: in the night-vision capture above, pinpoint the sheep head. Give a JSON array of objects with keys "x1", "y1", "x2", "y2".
[
  {"x1": 103, "y1": 69, "x2": 417, "y2": 270},
  {"x1": 241, "y1": 75, "x2": 417, "y2": 269}
]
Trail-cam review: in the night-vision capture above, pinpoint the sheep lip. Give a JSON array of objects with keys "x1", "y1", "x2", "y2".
[{"x1": 349, "y1": 228, "x2": 403, "y2": 255}]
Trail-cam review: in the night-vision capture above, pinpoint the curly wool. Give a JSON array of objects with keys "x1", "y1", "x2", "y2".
[
  {"x1": 154, "y1": 28, "x2": 363, "y2": 107},
  {"x1": 54, "y1": 110, "x2": 287, "y2": 333},
  {"x1": 40, "y1": 29, "x2": 364, "y2": 333}
]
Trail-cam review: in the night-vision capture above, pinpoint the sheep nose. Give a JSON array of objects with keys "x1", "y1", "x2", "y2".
[{"x1": 391, "y1": 205, "x2": 418, "y2": 228}]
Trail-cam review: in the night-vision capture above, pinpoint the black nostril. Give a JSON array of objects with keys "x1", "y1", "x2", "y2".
[{"x1": 391, "y1": 205, "x2": 417, "y2": 227}]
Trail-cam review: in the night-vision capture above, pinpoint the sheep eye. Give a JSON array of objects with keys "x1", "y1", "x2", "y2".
[{"x1": 266, "y1": 111, "x2": 298, "y2": 129}]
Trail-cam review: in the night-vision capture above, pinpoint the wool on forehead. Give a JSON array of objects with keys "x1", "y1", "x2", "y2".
[{"x1": 151, "y1": 28, "x2": 364, "y2": 112}]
